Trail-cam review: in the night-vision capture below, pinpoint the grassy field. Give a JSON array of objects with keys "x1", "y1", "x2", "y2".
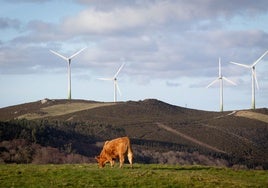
[{"x1": 0, "y1": 164, "x2": 267, "y2": 187}]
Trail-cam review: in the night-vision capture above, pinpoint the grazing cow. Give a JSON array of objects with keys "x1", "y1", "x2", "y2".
[{"x1": 95, "y1": 137, "x2": 133, "y2": 168}]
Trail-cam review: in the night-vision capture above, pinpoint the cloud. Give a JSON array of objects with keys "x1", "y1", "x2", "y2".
[
  {"x1": 61, "y1": 6, "x2": 158, "y2": 35},
  {"x1": 9, "y1": 1, "x2": 268, "y2": 44},
  {"x1": 3, "y1": 0, "x2": 51, "y2": 3},
  {"x1": 0, "y1": 17, "x2": 21, "y2": 30},
  {"x1": 166, "y1": 81, "x2": 181, "y2": 87},
  {"x1": 0, "y1": 44, "x2": 70, "y2": 75},
  {"x1": 10, "y1": 21, "x2": 58, "y2": 44},
  {"x1": 2, "y1": 0, "x2": 268, "y2": 83},
  {"x1": 62, "y1": 1, "x2": 229, "y2": 35},
  {"x1": 204, "y1": 30, "x2": 268, "y2": 49},
  {"x1": 69, "y1": 0, "x2": 268, "y2": 35}
]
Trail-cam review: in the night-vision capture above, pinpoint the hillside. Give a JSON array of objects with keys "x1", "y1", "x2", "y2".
[{"x1": 0, "y1": 98, "x2": 268, "y2": 169}]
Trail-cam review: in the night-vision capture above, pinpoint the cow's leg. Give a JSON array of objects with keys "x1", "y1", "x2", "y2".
[
  {"x1": 119, "y1": 154, "x2": 125, "y2": 168},
  {"x1": 127, "y1": 152, "x2": 133, "y2": 168},
  {"x1": 107, "y1": 157, "x2": 114, "y2": 168},
  {"x1": 110, "y1": 160, "x2": 115, "y2": 167}
]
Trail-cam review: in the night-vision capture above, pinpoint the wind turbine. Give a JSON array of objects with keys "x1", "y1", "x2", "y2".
[
  {"x1": 230, "y1": 50, "x2": 268, "y2": 110},
  {"x1": 207, "y1": 58, "x2": 236, "y2": 112},
  {"x1": 49, "y1": 47, "x2": 87, "y2": 100},
  {"x1": 98, "y1": 63, "x2": 125, "y2": 102}
]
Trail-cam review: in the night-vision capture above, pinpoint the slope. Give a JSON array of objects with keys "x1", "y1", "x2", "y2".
[
  {"x1": 0, "y1": 98, "x2": 268, "y2": 168},
  {"x1": 0, "y1": 99, "x2": 115, "y2": 121}
]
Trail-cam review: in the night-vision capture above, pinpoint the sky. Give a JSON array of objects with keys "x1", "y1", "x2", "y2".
[{"x1": 1, "y1": 0, "x2": 268, "y2": 111}]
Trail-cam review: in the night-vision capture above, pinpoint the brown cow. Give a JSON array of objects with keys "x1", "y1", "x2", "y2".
[{"x1": 95, "y1": 137, "x2": 133, "y2": 168}]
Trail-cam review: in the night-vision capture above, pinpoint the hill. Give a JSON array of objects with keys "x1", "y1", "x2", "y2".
[{"x1": 0, "y1": 98, "x2": 268, "y2": 169}]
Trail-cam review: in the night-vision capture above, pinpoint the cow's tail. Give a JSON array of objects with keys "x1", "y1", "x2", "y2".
[{"x1": 127, "y1": 137, "x2": 133, "y2": 167}]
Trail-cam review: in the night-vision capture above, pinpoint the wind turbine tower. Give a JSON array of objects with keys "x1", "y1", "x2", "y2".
[
  {"x1": 207, "y1": 58, "x2": 236, "y2": 112},
  {"x1": 49, "y1": 47, "x2": 87, "y2": 100},
  {"x1": 98, "y1": 63, "x2": 125, "y2": 102},
  {"x1": 230, "y1": 50, "x2": 268, "y2": 110}
]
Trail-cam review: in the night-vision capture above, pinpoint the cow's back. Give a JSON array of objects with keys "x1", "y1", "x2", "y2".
[{"x1": 103, "y1": 137, "x2": 130, "y2": 156}]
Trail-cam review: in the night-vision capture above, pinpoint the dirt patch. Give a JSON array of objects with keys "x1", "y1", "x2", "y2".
[{"x1": 234, "y1": 111, "x2": 268, "y2": 123}]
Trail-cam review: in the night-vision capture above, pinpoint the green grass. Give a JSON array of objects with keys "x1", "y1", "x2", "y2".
[{"x1": 0, "y1": 164, "x2": 267, "y2": 187}]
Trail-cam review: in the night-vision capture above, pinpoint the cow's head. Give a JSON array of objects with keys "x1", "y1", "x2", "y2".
[{"x1": 95, "y1": 156, "x2": 107, "y2": 168}]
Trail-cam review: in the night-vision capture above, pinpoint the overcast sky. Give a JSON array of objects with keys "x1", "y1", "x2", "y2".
[{"x1": 1, "y1": 0, "x2": 268, "y2": 111}]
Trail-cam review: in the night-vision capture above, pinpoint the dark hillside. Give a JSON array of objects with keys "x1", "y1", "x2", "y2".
[
  {"x1": 0, "y1": 99, "x2": 268, "y2": 169},
  {"x1": 51, "y1": 99, "x2": 221, "y2": 124}
]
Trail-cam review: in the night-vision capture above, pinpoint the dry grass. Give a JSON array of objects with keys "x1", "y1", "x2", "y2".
[
  {"x1": 18, "y1": 102, "x2": 115, "y2": 120},
  {"x1": 235, "y1": 111, "x2": 268, "y2": 123}
]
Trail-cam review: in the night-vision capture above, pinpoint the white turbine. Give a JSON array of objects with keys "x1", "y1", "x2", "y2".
[
  {"x1": 207, "y1": 58, "x2": 236, "y2": 112},
  {"x1": 230, "y1": 50, "x2": 268, "y2": 110},
  {"x1": 49, "y1": 47, "x2": 87, "y2": 100},
  {"x1": 98, "y1": 63, "x2": 125, "y2": 102}
]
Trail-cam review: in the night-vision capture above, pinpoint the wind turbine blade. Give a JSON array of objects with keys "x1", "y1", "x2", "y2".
[
  {"x1": 113, "y1": 63, "x2": 125, "y2": 78},
  {"x1": 218, "y1": 57, "x2": 221, "y2": 77},
  {"x1": 230, "y1": 61, "x2": 251, "y2": 69},
  {"x1": 206, "y1": 78, "x2": 219, "y2": 88},
  {"x1": 97, "y1": 77, "x2": 113, "y2": 81},
  {"x1": 116, "y1": 82, "x2": 122, "y2": 96},
  {"x1": 69, "y1": 47, "x2": 87, "y2": 59},
  {"x1": 252, "y1": 50, "x2": 268, "y2": 67},
  {"x1": 252, "y1": 69, "x2": 259, "y2": 89},
  {"x1": 50, "y1": 50, "x2": 68, "y2": 61},
  {"x1": 222, "y1": 77, "x2": 236, "y2": 86}
]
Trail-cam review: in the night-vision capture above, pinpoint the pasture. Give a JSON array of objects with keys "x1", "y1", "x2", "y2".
[{"x1": 0, "y1": 164, "x2": 267, "y2": 187}]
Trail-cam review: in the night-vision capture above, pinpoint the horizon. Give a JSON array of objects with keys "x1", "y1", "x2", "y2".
[{"x1": 1, "y1": 97, "x2": 265, "y2": 113}]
